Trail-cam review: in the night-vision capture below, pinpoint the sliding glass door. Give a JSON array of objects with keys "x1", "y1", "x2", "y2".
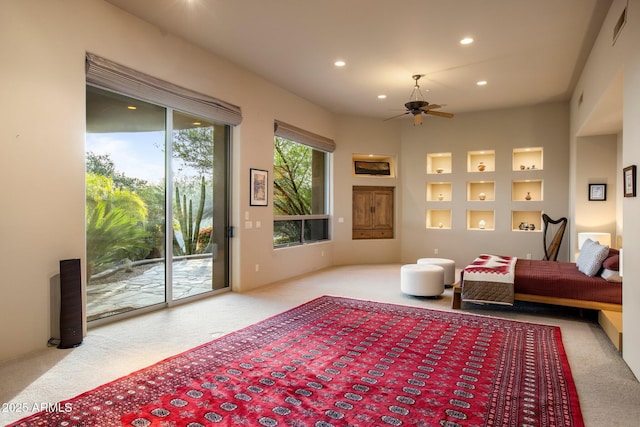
[
  {"x1": 170, "y1": 111, "x2": 229, "y2": 299},
  {"x1": 86, "y1": 86, "x2": 229, "y2": 322}
]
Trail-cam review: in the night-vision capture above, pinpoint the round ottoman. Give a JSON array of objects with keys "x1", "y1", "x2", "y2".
[
  {"x1": 417, "y1": 258, "x2": 455, "y2": 286},
  {"x1": 400, "y1": 264, "x2": 445, "y2": 297}
]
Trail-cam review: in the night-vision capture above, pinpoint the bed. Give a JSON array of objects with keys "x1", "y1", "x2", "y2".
[{"x1": 452, "y1": 243, "x2": 622, "y2": 312}]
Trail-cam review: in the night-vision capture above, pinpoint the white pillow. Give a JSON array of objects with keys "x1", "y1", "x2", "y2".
[
  {"x1": 576, "y1": 238, "x2": 610, "y2": 277},
  {"x1": 601, "y1": 268, "x2": 622, "y2": 283}
]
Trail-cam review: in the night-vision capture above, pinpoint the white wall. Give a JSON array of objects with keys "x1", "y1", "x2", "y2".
[
  {"x1": 570, "y1": 0, "x2": 640, "y2": 378},
  {"x1": 0, "y1": 0, "x2": 336, "y2": 363},
  {"x1": 620, "y1": 0, "x2": 640, "y2": 377},
  {"x1": 331, "y1": 117, "x2": 403, "y2": 265},
  {"x1": 399, "y1": 103, "x2": 570, "y2": 266},
  {"x1": 328, "y1": 104, "x2": 573, "y2": 270},
  {"x1": 575, "y1": 135, "x2": 619, "y2": 249}
]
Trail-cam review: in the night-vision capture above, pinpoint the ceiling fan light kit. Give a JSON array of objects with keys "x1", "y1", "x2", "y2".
[{"x1": 385, "y1": 74, "x2": 454, "y2": 125}]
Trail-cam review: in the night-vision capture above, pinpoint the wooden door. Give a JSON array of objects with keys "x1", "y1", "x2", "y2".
[
  {"x1": 372, "y1": 190, "x2": 393, "y2": 230},
  {"x1": 352, "y1": 189, "x2": 373, "y2": 230}
]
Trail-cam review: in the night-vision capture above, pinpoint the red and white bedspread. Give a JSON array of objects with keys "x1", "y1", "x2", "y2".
[{"x1": 462, "y1": 254, "x2": 518, "y2": 305}]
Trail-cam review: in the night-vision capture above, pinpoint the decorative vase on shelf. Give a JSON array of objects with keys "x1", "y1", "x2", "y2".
[
  {"x1": 438, "y1": 193, "x2": 444, "y2": 201},
  {"x1": 479, "y1": 219, "x2": 486, "y2": 230},
  {"x1": 478, "y1": 192, "x2": 486, "y2": 201},
  {"x1": 436, "y1": 168, "x2": 444, "y2": 174},
  {"x1": 477, "y1": 162, "x2": 486, "y2": 172},
  {"x1": 438, "y1": 222, "x2": 444, "y2": 229},
  {"x1": 525, "y1": 192, "x2": 532, "y2": 200},
  {"x1": 520, "y1": 164, "x2": 525, "y2": 170}
]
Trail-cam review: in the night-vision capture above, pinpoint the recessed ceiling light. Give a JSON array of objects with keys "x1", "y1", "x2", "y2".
[
  {"x1": 460, "y1": 37, "x2": 474, "y2": 45},
  {"x1": 477, "y1": 80, "x2": 488, "y2": 86},
  {"x1": 193, "y1": 122, "x2": 201, "y2": 126},
  {"x1": 377, "y1": 95, "x2": 387, "y2": 99},
  {"x1": 334, "y1": 60, "x2": 346, "y2": 67},
  {"x1": 127, "y1": 105, "x2": 137, "y2": 110}
]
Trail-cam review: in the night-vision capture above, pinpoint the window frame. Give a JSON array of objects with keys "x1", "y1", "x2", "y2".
[{"x1": 273, "y1": 122, "x2": 333, "y2": 248}]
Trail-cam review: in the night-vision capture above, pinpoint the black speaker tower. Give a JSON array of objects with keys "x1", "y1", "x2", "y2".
[{"x1": 58, "y1": 258, "x2": 83, "y2": 349}]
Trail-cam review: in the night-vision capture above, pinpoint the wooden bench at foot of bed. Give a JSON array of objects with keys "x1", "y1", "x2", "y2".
[{"x1": 451, "y1": 283, "x2": 622, "y2": 312}]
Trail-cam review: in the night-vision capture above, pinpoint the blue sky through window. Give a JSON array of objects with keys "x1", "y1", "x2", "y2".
[{"x1": 86, "y1": 131, "x2": 165, "y2": 184}]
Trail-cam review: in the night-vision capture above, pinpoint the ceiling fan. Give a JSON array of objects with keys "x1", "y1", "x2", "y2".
[{"x1": 385, "y1": 74, "x2": 454, "y2": 125}]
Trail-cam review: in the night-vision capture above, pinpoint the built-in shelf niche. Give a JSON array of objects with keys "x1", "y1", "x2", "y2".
[
  {"x1": 427, "y1": 152, "x2": 452, "y2": 174},
  {"x1": 427, "y1": 182, "x2": 452, "y2": 201},
  {"x1": 468, "y1": 150, "x2": 495, "y2": 173},
  {"x1": 513, "y1": 147, "x2": 543, "y2": 171},
  {"x1": 467, "y1": 210, "x2": 494, "y2": 231},
  {"x1": 352, "y1": 153, "x2": 396, "y2": 178},
  {"x1": 512, "y1": 180, "x2": 543, "y2": 201},
  {"x1": 426, "y1": 209, "x2": 451, "y2": 229},
  {"x1": 512, "y1": 210, "x2": 542, "y2": 232},
  {"x1": 467, "y1": 181, "x2": 495, "y2": 201}
]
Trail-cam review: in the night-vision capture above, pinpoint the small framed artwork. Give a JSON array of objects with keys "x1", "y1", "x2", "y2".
[
  {"x1": 589, "y1": 183, "x2": 607, "y2": 201},
  {"x1": 250, "y1": 168, "x2": 268, "y2": 206},
  {"x1": 624, "y1": 165, "x2": 637, "y2": 197}
]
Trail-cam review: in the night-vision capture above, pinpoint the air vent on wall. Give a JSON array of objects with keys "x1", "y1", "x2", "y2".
[{"x1": 613, "y1": 7, "x2": 627, "y2": 45}]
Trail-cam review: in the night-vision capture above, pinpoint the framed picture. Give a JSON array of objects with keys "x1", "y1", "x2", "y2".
[
  {"x1": 589, "y1": 183, "x2": 606, "y2": 201},
  {"x1": 624, "y1": 165, "x2": 637, "y2": 197},
  {"x1": 354, "y1": 160, "x2": 391, "y2": 176},
  {"x1": 250, "y1": 168, "x2": 268, "y2": 206}
]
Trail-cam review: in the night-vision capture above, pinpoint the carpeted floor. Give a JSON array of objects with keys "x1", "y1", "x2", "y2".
[
  {"x1": 7, "y1": 296, "x2": 584, "y2": 426},
  {"x1": 1, "y1": 264, "x2": 639, "y2": 426}
]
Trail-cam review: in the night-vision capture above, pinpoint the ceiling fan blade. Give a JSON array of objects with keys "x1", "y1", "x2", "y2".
[
  {"x1": 421, "y1": 104, "x2": 442, "y2": 111},
  {"x1": 426, "y1": 110, "x2": 454, "y2": 118},
  {"x1": 383, "y1": 111, "x2": 410, "y2": 121}
]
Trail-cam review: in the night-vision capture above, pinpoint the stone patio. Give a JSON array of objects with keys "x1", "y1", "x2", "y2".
[{"x1": 87, "y1": 258, "x2": 215, "y2": 320}]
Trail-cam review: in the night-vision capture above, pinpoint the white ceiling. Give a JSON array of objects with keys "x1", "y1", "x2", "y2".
[{"x1": 105, "y1": 0, "x2": 619, "y2": 130}]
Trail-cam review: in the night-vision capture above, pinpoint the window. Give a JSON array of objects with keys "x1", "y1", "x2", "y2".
[{"x1": 273, "y1": 121, "x2": 334, "y2": 247}]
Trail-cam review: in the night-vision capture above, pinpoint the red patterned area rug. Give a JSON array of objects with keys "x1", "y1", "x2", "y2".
[{"x1": 11, "y1": 296, "x2": 584, "y2": 426}]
